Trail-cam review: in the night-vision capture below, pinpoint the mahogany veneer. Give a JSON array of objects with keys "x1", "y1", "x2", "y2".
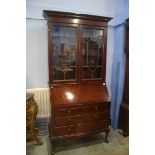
[
  {"x1": 43, "y1": 10, "x2": 112, "y2": 154},
  {"x1": 50, "y1": 83, "x2": 111, "y2": 152}
]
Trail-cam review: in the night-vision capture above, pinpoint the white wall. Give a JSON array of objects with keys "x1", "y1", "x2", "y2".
[
  {"x1": 106, "y1": 26, "x2": 114, "y2": 95},
  {"x1": 114, "y1": 0, "x2": 129, "y2": 25},
  {"x1": 26, "y1": 19, "x2": 48, "y2": 88},
  {"x1": 27, "y1": 0, "x2": 115, "y2": 19},
  {"x1": 26, "y1": 0, "x2": 116, "y2": 89}
]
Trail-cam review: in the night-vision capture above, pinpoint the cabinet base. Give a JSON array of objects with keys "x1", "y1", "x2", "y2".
[{"x1": 50, "y1": 130, "x2": 110, "y2": 154}]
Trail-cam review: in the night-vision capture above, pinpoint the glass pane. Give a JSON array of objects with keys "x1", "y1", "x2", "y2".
[
  {"x1": 52, "y1": 26, "x2": 77, "y2": 81},
  {"x1": 82, "y1": 28, "x2": 104, "y2": 80}
]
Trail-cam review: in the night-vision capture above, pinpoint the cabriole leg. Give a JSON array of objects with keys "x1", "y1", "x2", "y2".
[
  {"x1": 104, "y1": 129, "x2": 110, "y2": 143},
  {"x1": 51, "y1": 140, "x2": 55, "y2": 155}
]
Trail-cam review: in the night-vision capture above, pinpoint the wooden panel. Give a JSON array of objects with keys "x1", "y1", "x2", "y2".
[
  {"x1": 53, "y1": 112, "x2": 109, "y2": 127},
  {"x1": 43, "y1": 10, "x2": 113, "y2": 21},
  {"x1": 53, "y1": 126, "x2": 73, "y2": 137},
  {"x1": 47, "y1": 17, "x2": 108, "y2": 27},
  {"x1": 75, "y1": 120, "x2": 109, "y2": 133},
  {"x1": 43, "y1": 10, "x2": 112, "y2": 25},
  {"x1": 52, "y1": 103, "x2": 109, "y2": 118},
  {"x1": 52, "y1": 108, "x2": 69, "y2": 117},
  {"x1": 53, "y1": 117, "x2": 69, "y2": 127},
  {"x1": 69, "y1": 104, "x2": 109, "y2": 116},
  {"x1": 119, "y1": 102, "x2": 129, "y2": 136},
  {"x1": 70, "y1": 112, "x2": 109, "y2": 124},
  {"x1": 52, "y1": 83, "x2": 110, "y2": 105},
  {"x1": 53, "y1": 120, "x2": 109, "y2": 137}
]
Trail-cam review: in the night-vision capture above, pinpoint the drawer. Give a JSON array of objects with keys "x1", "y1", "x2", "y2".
[
  {"x1": 53, "y1": 120, "x2": 109, "y2": 137},
  {"x1": 70, "y1": 112, "x2": 109, "y2": 124},
  {"x1": 52, "y1": 108, "x2": 69, "y2": 117},
  {"x1": 69, "y1": 104, "x2": 109, "y2": 116},
  {"x1": 53, "y1": 117, "x2": 69, "y2": 127},
  {"x1": 52, "y1": 103, "x2": 109, "y2": 118},
  {"x1": 53, "y1": 126, "x2": 74, "y2": 137},
  {"x1": 53, "y1": 112, "x2": 109, "y2": 127},
  {"x1": 75, "y1": 120, "x2": 109, "y2": 133}
]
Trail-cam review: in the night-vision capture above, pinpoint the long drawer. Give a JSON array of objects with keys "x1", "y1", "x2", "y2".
[
  {"x1": 53, "y1": 120, "x2": 109, "y2": 137},
  {"x1": 52, "y1": 103, "x2": 109, "y2": 118},
  {"x1": 53, "y1": 112, "x2": 109, "y2": 127}
]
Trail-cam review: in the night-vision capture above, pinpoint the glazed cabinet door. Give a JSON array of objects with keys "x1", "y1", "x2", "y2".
[
  {"x1": 48, "y1": 23, "x2": 79, "y2": 84},
  {"x1": 80, "y1": 25, "x2": 107, "y2": 82}
]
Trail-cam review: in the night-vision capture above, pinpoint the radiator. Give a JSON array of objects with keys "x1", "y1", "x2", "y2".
[{"x1": 26, "y1": 88, "x2": 51, "y2": 118}]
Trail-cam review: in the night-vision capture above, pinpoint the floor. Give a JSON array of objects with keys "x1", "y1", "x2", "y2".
[{"x1": 26, "y1": 128, "x2": 129, "y2": 155}]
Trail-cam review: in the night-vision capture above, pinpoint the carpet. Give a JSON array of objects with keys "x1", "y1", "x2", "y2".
[{"x1": 26, "y1": 127, "x2": 129, "y2": 155}]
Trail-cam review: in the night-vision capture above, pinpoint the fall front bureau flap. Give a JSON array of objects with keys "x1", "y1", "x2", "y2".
[{"x1": 50, "y1": 83, "x2": 110, "y2": 105}]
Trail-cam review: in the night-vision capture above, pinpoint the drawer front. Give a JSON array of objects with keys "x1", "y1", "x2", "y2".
[
  {"x1": 53, "y1": 117, "x2": 69, "y2": 127},
  {"x1": 53, "y1": 126, "x2": 74, "y2": 137},
  {"x1": 75, "y1": 120, "x2": 109, "y2": 133},
  {"x1": 52, "y1": 103, "x2": 109, "y2": 118},
  {"x1": 70, "y1": 104, "x2": 109, "y2": 116},
  {"x1": 70, "y1": 112, "x2": 109, "y2": 125},
  {"x1": 53, "y1": 112, "x2": 109, "y2": 127},
  {"x1": 52, "y1": 109, "x2": 69, "y2": 117},
  {"x1": 53, "y1": 120, "x2": 109, "y2": 137}
]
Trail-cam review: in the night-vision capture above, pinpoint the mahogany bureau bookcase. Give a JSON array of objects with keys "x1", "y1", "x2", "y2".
[{"x1": 43, "y1": 10, "x2": 112, "y2": 154}]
